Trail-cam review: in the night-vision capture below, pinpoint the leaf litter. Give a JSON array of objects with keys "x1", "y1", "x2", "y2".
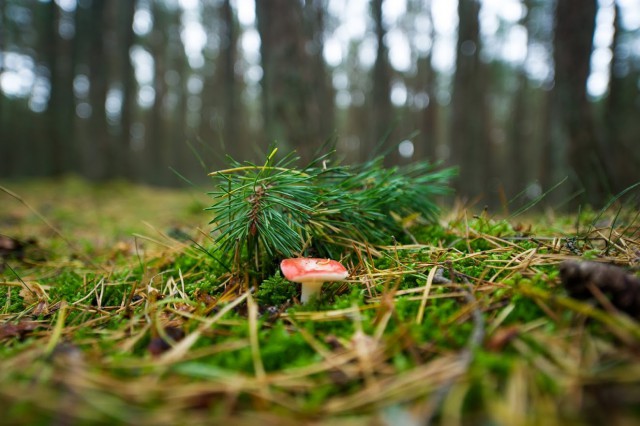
[{"x1": 1, "y1": 178, "x2": 640, "y2": 424}]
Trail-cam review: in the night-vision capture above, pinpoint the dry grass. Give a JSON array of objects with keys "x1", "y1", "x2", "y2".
[{"x1": 1, "y1": 178, "x2": 640, "y2": 425}]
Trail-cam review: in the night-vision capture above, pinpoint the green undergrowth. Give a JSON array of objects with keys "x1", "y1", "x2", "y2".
[{"x1": 1, "y1": 177, "x2": 640, "y2": 424}]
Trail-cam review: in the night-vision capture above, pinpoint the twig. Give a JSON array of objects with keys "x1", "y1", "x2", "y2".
[{"x1": 3, "y1": 262, "x2": 37, "y2": 298}]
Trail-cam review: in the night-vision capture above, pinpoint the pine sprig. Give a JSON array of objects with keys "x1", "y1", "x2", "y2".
[
  {"x1": 207, "y1": 148, "x2": 456, "y2": 271},
  {"x1": 325, "y1": 158, "x2": 456, "y2": 243},
  {"x1": 207, "y1": 150, "x2": 322, "y2": 261}
]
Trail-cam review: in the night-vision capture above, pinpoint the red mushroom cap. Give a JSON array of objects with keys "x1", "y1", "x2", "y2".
[{"x1": 280, "y1": 258, "x2": 348, "y2": 283}]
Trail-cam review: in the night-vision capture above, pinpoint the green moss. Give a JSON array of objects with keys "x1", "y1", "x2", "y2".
[
  {"x1": 303, "y1": 383, "x2": 342, "y2": 412},
  {"x1": 582, "y1": 249, "x2": 601, "y2": 259},
  {"x1": 256, "y1": 272, "x2": 298, "y2": 306},
  {"x1": 44, "y1": 270, "x2": 85, "y2": 302},
  {"x1": 259, "y1": 321, "x2": 316, "y2": 370},
  {"x1": 0, "y1": 285, "x2": 25, "y2": 314},
  {"x1": 410, "y1": 223, "x2": 457, "y2": 245},
  {"x1": 391, "y1": 353, "x2": 413, "y2": 372},
  {"x1": 3, "y1": 178, "x2": 639, "y2": 423}
]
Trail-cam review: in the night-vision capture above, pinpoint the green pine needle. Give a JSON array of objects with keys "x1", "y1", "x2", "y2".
[{"x1": 206, "y1": 148, "x2": 456, "y2": 271}]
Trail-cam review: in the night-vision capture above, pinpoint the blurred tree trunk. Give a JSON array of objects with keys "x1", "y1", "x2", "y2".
[
  {"x1": 256, "y1": 0, "x2": 328, "y2": 162},
  {"x1": 73, "y1": 0, "x2": 94, "y2": 178},
  {"x1": 117, "y1": 0, "x2": 137, "y2": 180},
  {"x1": 414, "y1": 0, "x2": 437, "y2": 162},
  {"x1": 221, "y1": 0, "x2": 240, "y2": 160},
  {"x1": 86, "y1": 0, "x2": 111, "y2": 180},
  {"x1": 549, "y1": 0, "x2": 607, "y2": 206},
  {"x1": 168, "y1": 8, "x2": 188, "y2": 185},
  {"x1": 45, "y1": 1, "x2": 75, "y2": 176},
  {"x1": 369, "y1": 0, "x2": 394, "y2": 164},
  {"x1": 148, "y1": 2, "x2": 170, "y2": 185},
  {"x1": 0, "y1": 0, "x2": 3, "y2": 123},
  {"x1": 0, "y1": 0, "x2": 6, "y2": 173},
  {"x1": 303, "y1": 0, "x2": 335, "y2": 159},
  {"x1": 450, "y1": 0, "x2": 492, "y2": 204},
  {"x1": 414, "y1": 60, "x2": 438, "y2": 162},
  {"x1": 506, "y1": 73, "x2": 528, "y2": 201},
  {"x1": 198, "y1": 2, "x2": 221, "y2": 167},
  {"x1": 505, "y1": 0, "x2": 534, "y2": 201},
  {"x1": 201, "y1": 0, "x2": 243, "y2": 165},
  {"x1": 606, "y1": 4, "x2": 640, "y2": 192},
  {"x1": 42, "y1": 1, "x2": 60, "y2": 176}
]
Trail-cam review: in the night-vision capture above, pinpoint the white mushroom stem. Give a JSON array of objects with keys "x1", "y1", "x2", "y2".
[{"x1": 300, "y1": 281, "x2": 325, "y2": 303}]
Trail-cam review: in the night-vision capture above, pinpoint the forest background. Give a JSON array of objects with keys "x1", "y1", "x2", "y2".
[{"x1": 1, "y1": 0, "x2": 639, "y2": 210}]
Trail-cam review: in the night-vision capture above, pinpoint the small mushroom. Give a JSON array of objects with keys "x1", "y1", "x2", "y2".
[{"x1": 280, "y1": 258, "x2": 349, "y2": 303}]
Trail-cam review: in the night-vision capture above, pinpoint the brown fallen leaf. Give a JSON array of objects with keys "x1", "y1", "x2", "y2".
[
  {"x1": 19, "y1": 281, "x2": 51, "y2": 316},
  {"x1": 0, "y1": 321, "x2": 45, "y2": 341},
  {"x1": 485, "y1": 325, "x2": 520, "y2": 352},
  {"x1": 560, "y1": 260, "x2": 640, "y2": 318},
  {"x1": 148, "y1": 326, "x2": 185, "y2": 356}
]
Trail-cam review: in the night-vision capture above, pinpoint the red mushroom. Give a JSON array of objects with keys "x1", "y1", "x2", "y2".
[{"x1": 280, "y1": 258, "x2": 349, "y2": 303}]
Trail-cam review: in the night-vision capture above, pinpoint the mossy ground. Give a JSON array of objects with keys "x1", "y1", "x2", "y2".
[{"x1": 1, "y1": 178, "x2": 640, "y2": 425}]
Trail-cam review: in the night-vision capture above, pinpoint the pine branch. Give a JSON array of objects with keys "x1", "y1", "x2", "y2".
[{"x1": 206, "y1": 148, "x2": 456, "y2": 272}]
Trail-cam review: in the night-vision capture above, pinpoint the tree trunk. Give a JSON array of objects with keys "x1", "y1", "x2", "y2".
[
  {"x1": 505, "y1": 0, "x2": 535, "y2": 202},
  {"x1": 43, "y1": 1, "x2": 60, "y2": 176},
  {"x1": 303, "y1": 0, "x2": 335, "y2": 161},
  {"x1": 169, "y1": 8, "x2": 189, "y2": 185},
  {"x1": 147, "y1": 2, "x2": 169, "y2": 185},
  {"x1": 606, "y1": 3, "x2": 640, "y2": 193},
  {"x1": 85, "y1": 0, "x2": 111, "y2": 180},
  {"x1": 414, "y1": 0, "x2": 437, "y2": 162},
  {"x1": 118, "y1": 0, "x2": 137, "y2": 180},
  {"x1": 198, "y1": 2, "x2": 222, "y2": 168},
  {"x1": 255, "y1": 0, "x2": 326, "y2": 163},
  {"x1": 369, "y1": 0, "x2": 394, "y2": 164},
  {"x1": 218, "y1": 0, "x2": 242, "y2": 163},
  {"x1": 550, "y1": 0, "x2": 608, "y2": 207},
  {"x1": 45, "y1": 1, "x2": 75, "y2": 177},
  {"x1": 0, "y1": 0, "x2": 6, "y2": 175},
  {"x1": 450, "y1": 0, "x2": 492, "y2": 205}
]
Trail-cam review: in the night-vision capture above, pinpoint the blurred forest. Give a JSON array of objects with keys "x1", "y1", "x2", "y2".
[{"x1": 0, "y1": 0, "x2": 639, "y2": 209}]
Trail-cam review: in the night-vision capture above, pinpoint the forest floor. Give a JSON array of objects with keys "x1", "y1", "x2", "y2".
[{"x1": 1, "y1": 177, "x2": 640, "y2": 425}]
